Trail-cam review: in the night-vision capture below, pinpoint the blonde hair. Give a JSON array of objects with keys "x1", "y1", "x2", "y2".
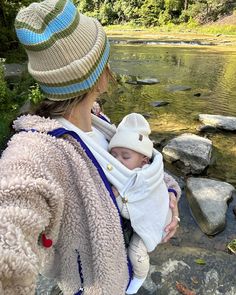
[
  {"x1": 26, "y1": 65, "x2": 115, "y2": 118},
  {"x1": 34, "y1": 95, "x2": 86, "y2": 118}
]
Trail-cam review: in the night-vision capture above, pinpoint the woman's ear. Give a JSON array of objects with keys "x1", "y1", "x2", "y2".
[{"x1": 96, "y1": 69, "x2": 109, "y2": 95}]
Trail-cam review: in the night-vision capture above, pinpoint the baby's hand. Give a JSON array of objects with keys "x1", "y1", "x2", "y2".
[
  {"x1": 92, "y1": 101, "x2": 101, "y2": 115},
  {"x1": 111, "y1": 186, "x2": 119, "y2": 198}
]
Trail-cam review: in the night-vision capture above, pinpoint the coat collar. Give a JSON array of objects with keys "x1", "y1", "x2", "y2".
[{"x1": 13, "y1": 115, "x2": 61, "y2": 133}]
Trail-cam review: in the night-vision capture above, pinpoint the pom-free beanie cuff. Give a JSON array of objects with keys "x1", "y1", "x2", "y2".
[{"x1": 15, "y1": 0, "x2": 110, "y2": 100}]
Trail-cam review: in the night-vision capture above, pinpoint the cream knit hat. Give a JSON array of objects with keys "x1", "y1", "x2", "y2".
[
  {"x1": 109, "y1": 113, "x2": 153, "y2": 158},
  {"x1": 15, "y1": 0, "x2": 110, "y2": 101}
]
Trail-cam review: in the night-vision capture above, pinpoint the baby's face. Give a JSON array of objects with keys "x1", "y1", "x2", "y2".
[{"x1": 110, "y1": 147, "x2": 148, "y2": 170}]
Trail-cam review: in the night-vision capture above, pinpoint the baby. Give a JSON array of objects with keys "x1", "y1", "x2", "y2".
[{"x1": 109, "y1": 113, "x2": 175, "y2": 294}]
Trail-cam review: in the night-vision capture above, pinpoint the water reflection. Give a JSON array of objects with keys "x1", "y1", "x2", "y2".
[{"x1": 103, "y1": 44, "x2": 236, "y2": 185}]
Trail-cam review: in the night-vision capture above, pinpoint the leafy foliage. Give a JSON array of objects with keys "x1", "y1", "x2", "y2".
[
  {"x1": 0, "y1": 59, "x2": 38, "y2": 151},
  {"x1": 0, "y1": 0, "x2": 41, "y2": 58},
  {"x1": 28, "y1": 83, "x2": 44, "y2": 105},
  {"x1": 76, "y1": 0, "x2": 235, "y2": 26},
  {"x1": 0, "y1": 0, "x2": 234, "y2": 57}
]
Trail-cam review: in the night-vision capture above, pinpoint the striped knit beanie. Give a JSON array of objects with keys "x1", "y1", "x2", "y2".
[{"x1": 15, "y1": 0, "x2": 110, "y2": 101}]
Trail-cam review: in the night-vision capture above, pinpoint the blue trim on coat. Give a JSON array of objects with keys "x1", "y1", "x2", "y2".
[
  {"x1": 48, "y1": 128, "x2": 121, "y2": 214},
  {"x1": 48, "y1": 127, "x2": 133, "y2": 287},
  {"x1": 19, "y1": 126, "x2": 132, "y2": 290},
  {"x1": 74, "y1": 289, "x2": 83, "y2": 295},
  {"x1": 74, "y1": 249, "x2": 84, "y2": 295}
]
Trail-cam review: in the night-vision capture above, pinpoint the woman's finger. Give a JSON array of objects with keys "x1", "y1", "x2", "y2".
[
  {"x1": 163, "y1": 193, "x2": 180, "y2": 242},
  {"x1": 162, "y1": 226, "x2": 178, "y2": 243}
]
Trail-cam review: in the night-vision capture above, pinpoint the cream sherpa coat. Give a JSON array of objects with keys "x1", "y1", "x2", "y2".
[
  {"x1": 0, "y1": 115, "x2": 129, "y2": 295},
  {"x1": 0, "y1": 114, "x2": 181, "y2": 295}
]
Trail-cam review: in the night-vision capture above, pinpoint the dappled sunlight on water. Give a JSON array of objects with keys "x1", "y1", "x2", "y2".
[{"x1": 103, "y1": 44, "x2": 236, "y2": 185}]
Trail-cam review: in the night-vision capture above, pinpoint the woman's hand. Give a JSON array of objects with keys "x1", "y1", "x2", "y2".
[{"x1": 162, "y1": 192, "x2": 180, "y2": 243}]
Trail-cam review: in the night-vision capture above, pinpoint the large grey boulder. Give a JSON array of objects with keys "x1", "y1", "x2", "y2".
[
  {"x1": 186, "y1": 177, "x2": 235, "y2": 235},
  {"x1": 162, "y1": 133, "x2": 212, "y2": 174},
  {"x1": 198, "y1": 114, "x2": 236, "y2": 131}
]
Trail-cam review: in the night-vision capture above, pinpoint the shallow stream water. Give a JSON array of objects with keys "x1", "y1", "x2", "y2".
[{"x1": 103, "y1": 43, "x2": 236, "y2": 186}]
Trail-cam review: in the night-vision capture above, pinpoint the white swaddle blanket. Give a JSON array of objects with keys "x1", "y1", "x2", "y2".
[{"x1": 57, "y1": 115, "x2": 170, "y2": 252}]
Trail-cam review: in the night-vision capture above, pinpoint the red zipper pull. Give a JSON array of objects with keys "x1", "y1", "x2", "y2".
[{"x1": 41, "y1": 233, "x2": 53, "y2": 248}]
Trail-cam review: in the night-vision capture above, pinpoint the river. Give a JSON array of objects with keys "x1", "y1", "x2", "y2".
[{"x1": 102, "y1": 43, "x2": 236, "y2": 186}]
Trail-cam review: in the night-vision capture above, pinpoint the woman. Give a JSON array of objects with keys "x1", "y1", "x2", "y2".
[{"x1": 0, "y1": 0, "x2": 180, "y2": 294}]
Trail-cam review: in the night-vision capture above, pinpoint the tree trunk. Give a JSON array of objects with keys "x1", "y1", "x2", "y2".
[
  {"x1": 0, "y1": 1, "x2": 7, "y2": 27},
  {"x1": 184, "y1": 0, "x2": 188, "y2": 10}
]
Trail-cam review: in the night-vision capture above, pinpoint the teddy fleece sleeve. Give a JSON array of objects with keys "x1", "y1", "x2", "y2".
[
  {"x1": 164, "y1": 172, "x2": 182, "y2": 200},
  {"x1": 0, "y1": 149, "x2": 64, "y2": 294}
]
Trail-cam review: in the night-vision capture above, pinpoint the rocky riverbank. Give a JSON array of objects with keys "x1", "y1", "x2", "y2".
[
  {"x1": 137, "y1": 188, "x2": 236, "y2": 295},
  {"x1": 136, "y1": 114, "x2": 236, "y2": 294},
  {"x1": 105, "y1": 28, "x2": 236, "y2": 49}
]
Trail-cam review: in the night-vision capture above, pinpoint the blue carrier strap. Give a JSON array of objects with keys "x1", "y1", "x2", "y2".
[
  {"x1": 47, "y1": 128, "x2": 133, "y2": 292},
  {"x1": 74, "y1": 250, "x2": 84, "y2": 295}
]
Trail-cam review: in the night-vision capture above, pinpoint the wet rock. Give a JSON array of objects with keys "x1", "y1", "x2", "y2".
[
  {"x1": 153, "y1": 138, "x2": 166, "y2": 149},
  {"x1": 186, "y1": 177, "x2": 235, "y2": 235},
  {"x1": 126, "y1": 78, "x2": 160, "y2": 85},
  {"x1": 162, "y1": 133, "x2": 212, "y2": 175},
  {"x1": 141, "y1": 112, "x2": 152, "y2": 119},
  {"x1": 137, "y1": 78, "x2": 160, "y2": 85},
  {"x1": 137, "y1": 244, "x2": 236, "y2": 295},
  {"x1": 198, "y1": 114, "x2": 236, "y2": 131},
  {"x1": 167, "y1": 85, "x2": 191, "y2": 92},
  {"x1": 150, "y1": 101, "x2": 169, "y2": 107},
  {"x1": 196, "y1": 125, "x2": 219, "y2": 132},
  {"x1": 126, "y1": 80, "x2": 139, "y2": 85}
]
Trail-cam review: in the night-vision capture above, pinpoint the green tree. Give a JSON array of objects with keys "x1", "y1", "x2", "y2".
[
  {"x1": 0, "y1": 0, "x2": 40, "y2": 54},
  {"x1": 139, "y1": 0, "x2": 164, "y2": 26},
  {"x1": 77, "y1": 0, "x2": 102, "y2": 16},
  {"x1": 99, "y1": 1, "x2": 117, "y2": 24},
  {"x1": 164, "y1": 0, "x2": 184, "y2": 19},
  {"x1": 183, "y1": 0, "x2": 235, "y2": 23},
  {"x1": 112, "y1": 0, "x2": 143, "y2": 24}
]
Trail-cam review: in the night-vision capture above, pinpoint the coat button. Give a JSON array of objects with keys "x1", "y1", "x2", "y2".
[
  {"x1": 122, "y1": 196, "x2": 128, "y2": 203},
  {"x1": 107, "y1": 164, "x2": 113, "y2": 171}
]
